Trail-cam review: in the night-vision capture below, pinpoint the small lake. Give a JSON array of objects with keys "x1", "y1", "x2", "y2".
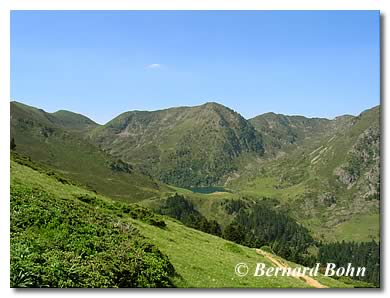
[{"x1": 189, "y1": 187, "x2": 231, "y2": 194}]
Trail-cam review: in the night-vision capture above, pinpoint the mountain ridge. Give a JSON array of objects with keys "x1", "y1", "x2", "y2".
[
  {"x1": 13, "y1": 100, "x2": 378, "y2": 123},
  {"x1": 11, "y1": 100, "x2": 380, "y2": 190},
  {"x1": 9, "y1": 100, "x2": 380, "y2": 288},
  {"x1": 10, "y1": 101, "x2": 170, "y2": 202},
  {"x1": 10, "y1": 100, "x2": 380, "y2": 251},
  {"x1": 89, "y1": 101, "x2": 265, "y2": 187}
]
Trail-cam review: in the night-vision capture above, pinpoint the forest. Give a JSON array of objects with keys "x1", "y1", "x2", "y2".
[
  {"x1": 222, "y1": 199, "x2": 315, "y2": 264},
  {"x1": 156, "y1": 193, "x2": 222, "y2": 236},
  {"x1": 318, "y1": 240, "x2": 380, "y2": 286},
  {"x1": 157, "y1": 196, "x2": 380, "y2": 287}
]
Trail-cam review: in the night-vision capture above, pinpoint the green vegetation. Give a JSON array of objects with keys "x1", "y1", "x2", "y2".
[
  {"x1": 226, "y1": 106, "x2": 380, "y2": 243},
  {"x1": 131, "y1": 216, "x2": 355, "y2": 288},
  {"x1": 131, "y1": 218, "x2": 309, "y2": 288},
  {"x1": 51, "y1": 109, "x2": 98, "y2": 131},
  {"x1": 332, "y1": 214, "x2": 380, "y2": 242},
  {"x1": 11, "y1": 163, "x2": 174, "y2": 288},
  {"x1": 12, "y1": 159, "x2": 361, "y2": 288},
  {"x1": 318, "y1": 241, "x2": 380, "y2": 286},
  {"x1": 249, "y1": 112, "x2": 332, "y2": 156},
  {"x1": 11, "y1": 137, "x2": 16, "y2": 150},
  {"x1": 10, "y1": 100, "x2": 380, "y2": 288},
  {"x1": 222, "y1": 199, "x2": 314, "y2": 264},
  {"x1": 10, "y1": 101, "x2": 169, "y2": 202},
  {"x1": 156, "y1": 193, "x2": 221, "y2": 236},
  {"x1": 89, "y1": 102, "x2": 264, "y2": 188}
]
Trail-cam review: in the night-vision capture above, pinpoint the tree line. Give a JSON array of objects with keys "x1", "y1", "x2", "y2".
[
  {"x1": 157, "y1": 195, "x2": 380, "y2": 287},
  {"x1": 222, "y1": 199, "x2": 315, "y2": 265},
  {"x1": 318, "y1": 240, "x2": 380, "y2": 286},
  {"x1": 222, "y1": 199, "x2": 380, "y2": 287},
  {"x1": 156, "y1": 193, "x2": 222, "y2": 236}
]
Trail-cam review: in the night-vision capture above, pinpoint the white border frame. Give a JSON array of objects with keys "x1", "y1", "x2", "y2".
[{"x1": 1, "y1": 1, "x2": 387, "y2": 297}]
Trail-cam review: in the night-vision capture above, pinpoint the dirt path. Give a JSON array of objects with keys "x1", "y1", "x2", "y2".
[{"x1": 256, "y1": 249, "x2": 328, "y2": 288}]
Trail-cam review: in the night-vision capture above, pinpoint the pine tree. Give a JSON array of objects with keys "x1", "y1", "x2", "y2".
[{"x1": 10, "y1": 137, "x2": 16, "y2": 150}]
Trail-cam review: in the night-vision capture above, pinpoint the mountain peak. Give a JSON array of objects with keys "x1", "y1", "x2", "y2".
[
  {"x1": 91, "y1": 101, "x2": 264, "y2": 188},
  {"x1": 202, "y1": 101, "x2": 223, "y2": 107},
  {"x1": 199, "y1": 101, "x2": 234, "y2": 111},
  {"x1": 52, "y1": 109, "x2": 98, "y2": 130}
]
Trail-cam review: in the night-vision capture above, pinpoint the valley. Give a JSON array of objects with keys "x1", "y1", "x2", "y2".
[
  {"x1": 10, "y1": 159, "x2": 361, "y2": 288},
  {"x1": 10, "y1": 100, "x2": 380, "y2": 287}
]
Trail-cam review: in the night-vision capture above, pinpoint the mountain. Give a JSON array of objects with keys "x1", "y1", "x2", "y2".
[
  {"x1": 227, "y1": 105, "x2": 380, "y2": 242},
  {"x1": 10, "y1": 100, "x2": 380, "y2": 242},
  {"x1": 9, "y1": 100, "x2": 380, "y2": 288},
  {"x1": 10, "y1": 101, "x2": 169, "y2": 202},
  {"x1": 249, "y1": 112, "x2": 333, "y2": 155},
  {"x1": 89, "y1": 102, "x2": 264, "y2": 188},
  {"x1": 11, "y1": 102, "x2": 98, "y2": 132},
  {"x1": 51, "y1": 110, "x2": 98, "y2": 131}
]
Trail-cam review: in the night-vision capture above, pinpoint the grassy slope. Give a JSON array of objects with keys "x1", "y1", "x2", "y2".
[
  {"x1": 131, "y1": 219, "x2": 352, "y2": 288},
  {"x1": 141, "y1": 185, "x2": 238, "y2": 224},
  {"x1": 249, "y1": 112, "x2": 333, "y2": 157},
  {"x1": 331, "y1": 214, "x2": 380, "y2": 242},
  {"x1": 11, "y1": 161, "x2": 175, "y2": 288},
  {"x1": 156, "y1": 107, "x2": 380, "y2": 243},
  {"x1": 10, "y1": 100, "x2": 380, "y2": 244},
  {"x1": 51, "y1": 110, "x2": 98, "y2": 131},
  {"x1": 89, "y1": 102, "x2": 264, "y2": 188},
  {"x1": 11, "y1": 101, "x2": 169, "y2": 202},
  {"x1": 10, "y1": 160, "x2": 353, "y2": 288},
  {"x1": 225, "y1": 106, "x2": 380, "y2": 242}
]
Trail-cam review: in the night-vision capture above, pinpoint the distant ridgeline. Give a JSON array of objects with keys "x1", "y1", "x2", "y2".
[{"x1": 10, "y1": 101, "x2": 380, "y2": 194}]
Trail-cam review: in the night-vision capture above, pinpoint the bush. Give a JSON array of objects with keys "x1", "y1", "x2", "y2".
[
  {"x1": 74, "y1": 193, "x2": 97, "y2": 205},
  {"x1": 10, "y1": 185, "x2": 174, "y2": 288},
  {"x1": 126, "y1": 205, "x2": 166, "y2": 228},
  {"x1": 109, "y1": 159, "x2": 133, "y2": 174}
]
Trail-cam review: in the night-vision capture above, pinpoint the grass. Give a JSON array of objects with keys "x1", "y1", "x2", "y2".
[
  {"x1": 11, "y1": 101, "x2": 380, "y2": 248},
  {"x1": 131, "y1": 219, "x2": 309, "y2": 288},
  {"x1": 223, "y1": 107, "x2": 380, "y2": 244},
  {"x1": 11, "y1": 161, "x2": 174, "y2": 288},
  {"x1": 12, "y1": 132, "x2": 166, "y2": 202},
  {"x1": 332, "y1": 213, "x2": 380, "y2": 242},
  {"x1": 10, "y1": 160, "x2": 354, "y2": 288},
  {"x1": 140, "y1": 184, "x2": 239, "y2": 227},
  {"x1": 11, "y1": 102, "x2": 170, "y2": 203},
  {"x1": 234, "y1": 176, "x2": 307, "y2": 202}
]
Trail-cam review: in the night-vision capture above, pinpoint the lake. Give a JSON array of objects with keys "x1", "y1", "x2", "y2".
[{"x1": 189, "y1": 186, "x2": 231, "y2": 194}]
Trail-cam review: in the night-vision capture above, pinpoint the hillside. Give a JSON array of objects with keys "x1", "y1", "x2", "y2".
[
  {"x1": 9, "y1": 100, "x2": 380, "y2": 288},
  {"x1": 10, "y1": 100, "x2": 380, "y2": 242},
  {"x1": 11, "y1": 101, "x2": 99, "y2": 131},
  {"x1": 11, "y1": 158, "x2": 359, "y2": 288},
  {"x1": 249, "y1": 112, "x2": 333, "y2": 155},
  {"x1": 137, "y1": 105, "x2": 380, "y2": 244},
  {"x1": 88, "y1": 102, "x2": 264, "y2": 188},
  {"x1": 10, "y1": 101, "x2": 169, "y2": 202},
  {"x1": 51, "y1": 110, "x2": 98, "y2": 131},
  {"x1": 227, "y1": 106, "x2": 380, "y2": 242}
]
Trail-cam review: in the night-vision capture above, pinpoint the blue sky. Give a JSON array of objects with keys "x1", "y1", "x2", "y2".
[{"x1": 11, "y1": 10, "x2": 380, "y2": 124}]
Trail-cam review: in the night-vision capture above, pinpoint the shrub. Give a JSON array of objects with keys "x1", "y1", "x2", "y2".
[{"x1": 10, "y1": 185, "x2": 174, "y2": 288}]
